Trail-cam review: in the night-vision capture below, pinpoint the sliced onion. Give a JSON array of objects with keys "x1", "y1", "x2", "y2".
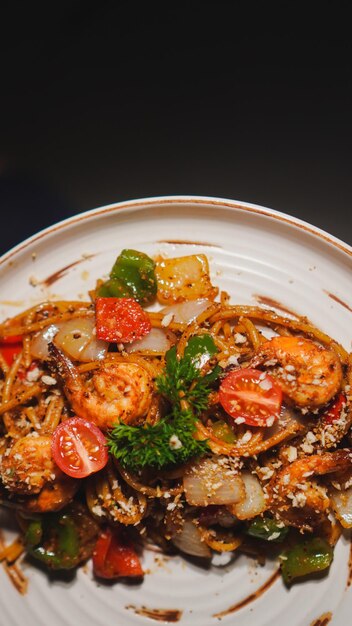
[
  {"x1": 30, "y1": 324, "x2": 60, "y2": 359},
  {"x1": 330, "y1": 486, "x2": 352, "y2": 528},
  {"x1": 172, "y1": 519, "x2": 211, "y2": 558},
  {"x1": 161, "y1": 299, "x2": 211, "y2": 325},
  {"x1": 126, "y1": 328, "x2": 176, "y2": 354},
  {"x1": 198, "y1": 505, "x2": 238, "y2": 528},
  {"x1": 30, "y1": 318, "x2": 108, "y2": 362},
  {"x1": 230, "y1": 472, "x2": 266, "y2": 520},
  {"x1": 80, "y1": 336, "x2": 109, "y2": 362},
  {"x1": 54, "y1": 317, "x2": 96, "y2": 359},
  {"x1": 183, "y1": 456, "x2": 245, "y2": 506}
]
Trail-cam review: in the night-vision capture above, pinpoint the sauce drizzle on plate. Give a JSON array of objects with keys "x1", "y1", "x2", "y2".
[
  {"x1": 253, "y1": 294, "x2": 300, "y2": 318},
  {"x1": 310, "y1": 612, "x2": 332, "y2": 626},
  {"x1": 212, "y1": 569, "x2": 280, "y2": 618},
  {"x1": 126, "y1": 605, "x2": 183, "y2": 622},
  {"x1": 324, "y1": 291, "x2": 352, "y2": 314}
]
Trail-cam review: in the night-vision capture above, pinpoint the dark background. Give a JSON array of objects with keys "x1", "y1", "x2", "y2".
[{"x1": 0, "y1": 2, "x2": 351, "y2": 255}]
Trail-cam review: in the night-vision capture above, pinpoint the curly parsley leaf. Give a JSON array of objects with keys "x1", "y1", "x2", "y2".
[
  {"x1": 107, "y1": 409, "x2": 209, "y2": 471},
  {"x1": 156, "y1": 335, "x2": 220, "y2": 414}
]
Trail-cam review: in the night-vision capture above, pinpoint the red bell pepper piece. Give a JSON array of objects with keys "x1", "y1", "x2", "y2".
[
  {"x1": 0, "y1": 335, "x2": 23, "y2": 366},
  {"x1": 323, "y1": 393, "x2": 346, "y2": 424},
  {"x1": 95, "y1": 297, "x2": 151, "y2": 343},
  {"x1": 93, "y1": 527, "x2": 143, "y2": 579}
]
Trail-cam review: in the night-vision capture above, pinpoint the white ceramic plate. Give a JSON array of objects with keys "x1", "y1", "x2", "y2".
[{"x1": 0, "y1": 196, "x2": 351, "y2": 626}]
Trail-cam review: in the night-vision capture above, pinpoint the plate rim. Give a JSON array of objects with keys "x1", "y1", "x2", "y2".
[
  {"x1": 0, "y1": 194, "x2": 351, "y2": 625},
  {"x1": 1, "y1": 195, "x2": 351, "y2": 267}
]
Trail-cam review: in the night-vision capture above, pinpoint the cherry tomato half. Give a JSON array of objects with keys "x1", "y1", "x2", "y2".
[
  {"x1": 51, "y1": 417, "x2": 108, "y2": 478},
  {"x1": 219, "y1": 368, "x2": 282, "y2": 427},
  {"x1": 93, "y1": 527, "x2": 143, "y2": 579}
]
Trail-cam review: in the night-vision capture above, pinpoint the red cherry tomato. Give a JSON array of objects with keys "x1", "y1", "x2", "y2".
[
  {"x1": 93, "y1": 527, "x2": 143, "y2": 579},
  {"x1": 95, "y1": 297, "x2": 151, "y2": 343},
  {"x1": 322, "y1": 393, "x2": 346, "y2": 424},
  {"x1": 219, "y1": 368, "x2": 282, "y2": 427},
  {"x1": 51, "y1": 417, "x2": 108, "y2": 478},
  {"x1": 0, "y1": 335, "x2": 23, "y2": 366}
]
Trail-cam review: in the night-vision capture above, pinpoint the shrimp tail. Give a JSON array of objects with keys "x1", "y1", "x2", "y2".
[{"x1": 48, "y1": 342, "x2": 82, "y2": 393}]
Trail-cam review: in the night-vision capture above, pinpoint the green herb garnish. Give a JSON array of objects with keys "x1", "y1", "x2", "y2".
[
  {"x1": 108, "y1": 409, "x2": 209, "y2": 471},
  {"x1": 107, "y1": 335, "x2": 220, "y2": 470},
  {"x1": 156, "y1": 336, "x2": 220, "y2": 415}
]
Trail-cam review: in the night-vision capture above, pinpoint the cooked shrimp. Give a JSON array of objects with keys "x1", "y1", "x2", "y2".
[
  {"x1": 253, "y1": 336, "x2": 342, "y2": 409},
  {"x1": 49, "y1": 343, "x2": 153, "y2": 430},
  {"x1": 0, "y1": 435, "x2": 58, "y2": 495},
  {"x1": 21, "y1": 473, "x2": 80, "y2": 513},
  {"x1": 268, "y1": 449, "x2": 352, "y2": 530}
]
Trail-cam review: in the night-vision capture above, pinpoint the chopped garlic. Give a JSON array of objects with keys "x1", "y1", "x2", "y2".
[
  {"x1": 234, "y1": 333, "x2": 246, "y2": 344},
  {"x1": 26, "y1": 367, "x2": 41, "y2": 382},
  {"x1": 259, "y1": 377, "x2": 272, "y2": 390},
  {"x1": 169, "y1": 434, "x2": 183, "y2": 450},
  {"x1": 286, "y1": 446, "x2": 298, "y2": 462},
  {"x1": 41, "y1": 375, "x2": 57, "y2": 386}
]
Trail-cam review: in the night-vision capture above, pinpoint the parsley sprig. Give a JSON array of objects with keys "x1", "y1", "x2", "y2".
[
  {"x1": 107, "y1": 335, "x2": 220, "y2": 471},
  {"x1": 108, "y1": 409, "x2": 208, "y2": 471},
  {"x1": 156, "y1": 344, "x2": 220, "y2": 414}
]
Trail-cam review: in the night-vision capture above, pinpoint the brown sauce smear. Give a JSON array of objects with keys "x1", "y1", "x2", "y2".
[
  {"x1": 212, "y1": 569, "x2": 280, "y2": 618},
  {"x1": 310, "y1": 612, "x2": 332, "y2": 626},
  {"x1": 253, "y1": 294, "x2": 300, "y2": 318},
  {"x1": 41, "y1": 254, "x2": 95, "y2": 287},
  {"x1": 157, "y1": 239, "x2": 221, "y2": 248},
  {"x1": 324, "y1": 291, "x2": 352, "y2": 314},
  {"x1": 126, "y1": 605, "x2": 183, "y2": 622}
]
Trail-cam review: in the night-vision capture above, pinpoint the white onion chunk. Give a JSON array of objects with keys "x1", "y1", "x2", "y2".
[
  {"x1": 184, "y1": 456, "x2": 245, "y2": 507},
  {"x1": 30, "y1": 317, "x2": 108, "y2": 362},
  {"x1": 230, "y1": 472, "x2": 266, "y2": 520},
  {"x1": 172, "y1": 520, "x2": 211, "y2": 558},
  {"x1": 161, "y1": 299, "x2": 211, "y2": 325},
  {"x1": 330, "y1": 486, "x2": 352, "y2": 528}
]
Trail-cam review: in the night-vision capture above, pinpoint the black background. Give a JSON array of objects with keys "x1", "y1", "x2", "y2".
[{"x1": 0, "y1": 2, "x2": 351, "y2": 255}]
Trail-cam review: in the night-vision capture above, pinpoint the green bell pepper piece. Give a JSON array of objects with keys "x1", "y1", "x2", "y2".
[
  {"x1": 280, "y1": 536, "x2": 333, "y2": 584},
  {"x1": 164, "y1": 335, "x2": 218, "y2": 376},
  {"x1": 25, "y1": 519, "x2": 43, "y2": 548},
  {"x1": 110, "y1": 249, "x2": 157, "y2": 304},
  {"x1": 29, "y1": 513, "x2": 80, "y2": 570},
  {"x1": 184, "y1": 334, "x2": 218, "y2": 369},
  {"x1": 211, "y1": 420, "x2": 236, "y2": 443},
  {"x1": 55, "y1": 514, "x2": 79, "y2": 559},
  {"x1": 246, "y1": 516, "x2": 289, "y2": 543},
  {"x1": 97, "y1": 277, "x2": 132, "y2": 298}
]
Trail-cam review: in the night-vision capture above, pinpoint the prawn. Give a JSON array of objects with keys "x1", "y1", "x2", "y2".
[
  {"x1": 0, "y1": 434, "x2": 68, "y2": 498},
  {"x1": 49, "y1": 343, "x2": 153, "y2": 430},
  {"x1": 253, "y1": 336, "x2": 342, "y2": 409},
  {"x1": 21, "y1": 472, "x2": 80, "y2": 513},
  {"x1": 268, "y1": 449, "x2": 352, "y2": 530}
]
